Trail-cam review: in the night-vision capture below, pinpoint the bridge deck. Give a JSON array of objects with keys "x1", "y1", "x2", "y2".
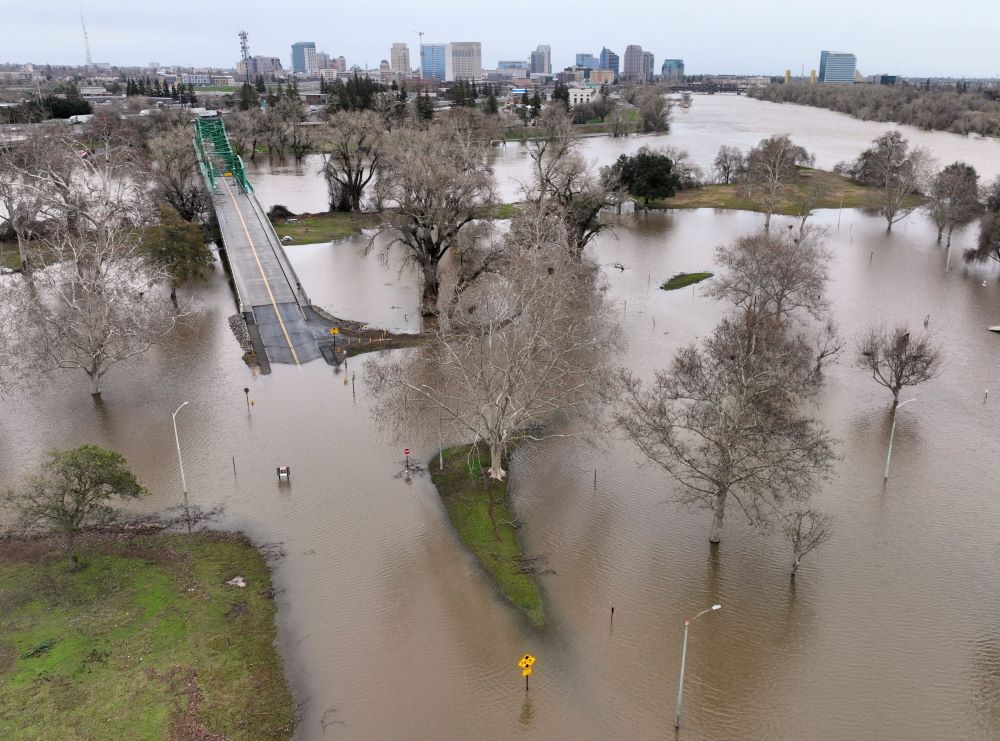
[{"x1": 212, "y1": 177, "x2": 321, "y2": 366}]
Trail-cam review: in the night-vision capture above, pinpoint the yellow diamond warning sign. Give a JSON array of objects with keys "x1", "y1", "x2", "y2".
[{"x1": 518, "y1": 654, "x2": 536, "y2": 669}]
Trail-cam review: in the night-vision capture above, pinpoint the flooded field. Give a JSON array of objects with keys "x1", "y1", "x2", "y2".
[{"x1": 3, "y1": 95, "x2": 1000, "y2": 739}]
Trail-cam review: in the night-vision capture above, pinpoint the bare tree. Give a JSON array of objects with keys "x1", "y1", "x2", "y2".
[
  {"x1": 373, "y1": 124, "x2": 495, "y2": 319},
  {"x1": 321, "y1": 110, "x2": 384, "y2": 212},
  {"x1": 744, "y1": 135, "x2": 814, "y2": 231},
  {"x1": 706, "y1": 229, "x2": 831, "y2": 321},
  {"x1": 148, "y1": 125, "x2": 210, "y2": 223},
  {"x1": 0, "y1": 277, "x2": 33, "y2": 393},
  {"x1": 965, "y1": 176, "x2": 1000, "y2": 267},
  {"x1": 928, "y1": 163, "x2": 981, "y2": 248},
  {"x1": 608, "y1": 103, "x2": 630, "y2": 138},
  {"x1": 788, "y1": 173, "x2": 833, "y2": 236},
  {"x1": 526, "y1": 108, "x2": 618, "y2": 253},
  {"x1": 227, "y1": 108, "x2": 266, "y2": 160},
  {"x1": 635, "y1": 88, "x2": 672, "y2": 133},
  {"x1": 618, "y1": 310, "x2": 837, "y2": 544},
  {"x1": 847, "y1": 130, "x2": 931, "y2": 232},
  {"x1": 857, "y1": 324, "x2": 941, "y2": 408},
  {"x1": 782, "y1": 508, "x2": 832, "y2": 577},
  {"x1": 275, "y1": 97, "x2": 313, "y2": 162},
  {"x1": 24, "y1": 140, "x2": 184, "y2": 395},
  {"x1": 713, "y1": 145, "x2": 745, "y2": 184},
  {"x1": 366, "y1": 224, "x2": 618, "y2": 480}
]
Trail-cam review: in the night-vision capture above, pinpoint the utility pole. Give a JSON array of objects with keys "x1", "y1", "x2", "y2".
[{"x1": 675, "y1": 604, "x2": 722, "y2": 730}]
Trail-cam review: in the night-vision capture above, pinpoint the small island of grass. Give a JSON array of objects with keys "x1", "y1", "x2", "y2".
[
  {"x1": 662, "y1": 271, "x2": 714, "y2": 291},
  {"x1": 430, "y1": 445, "x2": 545, "y2": 626}
]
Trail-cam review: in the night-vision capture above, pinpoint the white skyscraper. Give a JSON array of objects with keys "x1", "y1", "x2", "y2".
[
  {"x1": 445, "y1": 42, "x2": 482, "y2": 81},
  {"x1": 390, "y1": 43, "x2": 410, "y2": 75}
]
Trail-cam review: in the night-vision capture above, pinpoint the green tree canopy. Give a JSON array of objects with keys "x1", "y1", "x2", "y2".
[
  {"x1": 146, "y1": 203, "x2": 214, "y2": 301},
  {"x1": 2, "y1": 445, "x2": 146, "y2": 567},
  {"x1": 607, "y1": 147, "x2": 682, "y2": 204}
]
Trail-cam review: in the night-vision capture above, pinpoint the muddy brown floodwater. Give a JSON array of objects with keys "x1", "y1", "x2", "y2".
[{"x1": 2, "y1": 96, "x2": 1000, "y2": 740}]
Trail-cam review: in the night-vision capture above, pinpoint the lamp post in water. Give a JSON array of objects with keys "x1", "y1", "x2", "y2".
[
  {"x1": 674, "y1": 603, "x2": 721, "y2": 730},
  {"x1": 172, "y1": 402, "x2": 190, "y2": 530},
  {"x1": 884, "y1": 398, "x2": 916, "y2": 481}
]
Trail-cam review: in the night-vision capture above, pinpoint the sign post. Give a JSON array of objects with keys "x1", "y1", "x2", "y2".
[
  {"x1": 329, "y1": 327, "x2": 340, "y2": 353},
  {"x1": 403, "y1": 447, "x2": 411, "y2": 470},
  {"x1": 518, "y1": 654, "x2": 536, "y2": 691}
]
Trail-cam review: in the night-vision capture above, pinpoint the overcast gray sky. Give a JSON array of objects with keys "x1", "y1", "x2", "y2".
[{"x1": 5, "y1": 0, "x2": 998, "y2": 78}]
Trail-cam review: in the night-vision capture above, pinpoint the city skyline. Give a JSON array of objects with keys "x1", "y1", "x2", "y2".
[{"x1": 4, "y1": 0, "x2": 999, "y2": 78}]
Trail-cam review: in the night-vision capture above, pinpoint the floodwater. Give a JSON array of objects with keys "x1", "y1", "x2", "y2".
[
  {"x1": 3, "y1": 96, "x2": 1000, "y2": 740},
  {"x1": 247, "y1": 94, "x2": 1000, "y2": 211}
]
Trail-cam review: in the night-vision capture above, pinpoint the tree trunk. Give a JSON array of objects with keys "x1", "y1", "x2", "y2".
[
  {"x1": 488, "y1": 441, "x2": 506, "y2": 480},
  {"x1": 16, "y1": 235, "x2": 29, "y2": 273},
  {"x1": 709, "y1": 491, "x2": 727, "y2": 543},
  {"x1": 936, "y1": 225, "x2": 944, "y2": 243},
  {"x1": 791, "y1": 554, "x2": 800, "y2": 577},
  {"x1": 763, "y1": 210, "x2": 772, "y2": 232},
  {"x1": 420, "y1": 262, "x2": 441, "y2": 317}
]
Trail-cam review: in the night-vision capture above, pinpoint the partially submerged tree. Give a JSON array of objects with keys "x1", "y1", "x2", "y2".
[
  {"x1": 857, "y1": 324, "x2": 941, "y2": 408},
  {"x1": 744, "y1": 135, "x2": 814, "y2": 231},
  {"x1": 146, "y1": 203, "x2": 214, "y2": 302},
  {"x1": 635, "y1": 88, "x2": 672, "y2": 133},
  {"x1": 527, "y1": 108, "x2": 617, "y2": 253},
  {"x1": 964, "y1": 176, "x2": 1000, "y2": 268},
  {"x1": 927, "y1": 162, "x2": 981, "y2": 248},
  {"x1": 147, "y1": 125, "x2": 211, "y2": 223},
  {"x1": 846, "y1": 130, "x2": 931, "y2": 231},
  {"x1": 618, "y1": 310, "x2": 836, "y2": 544},
  {"x1": 606, "y1": 147, "x2": 682, "y2": 205},
  {"x1": 373, "y1": 124, "x2": 495, "y2": 318},
  {"x1": 321, "y1": 110, "x2": 384, "y2": 212},
  {"x1": 706, "y1": 229, "x2": 831, "y2": 321},
  {"x1": 2, "y1": 444, "x2": 145, "y2": 568},
  {"x1": 782, "y1": 508, "x2": 832, "y2": 577},
  {"x1": 366, "y1": 221, "x2": 618, "y2": 479}
]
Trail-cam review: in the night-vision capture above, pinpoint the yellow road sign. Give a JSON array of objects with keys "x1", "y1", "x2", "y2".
[
  {"x1": 521, "y1": 667, "x2": 532, "y2": 677},
  {"x1": 329, "y1": 328, "x2": 340, "y2": 335},
  {"x1": 518, "y1": 654, "x2": 536, "y2": 669}
]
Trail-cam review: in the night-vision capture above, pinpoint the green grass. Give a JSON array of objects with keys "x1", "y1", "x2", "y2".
[
  {"x1": 648, "y1": 168, "x2": 922, "y2": 215},
  {"x1": 270, "y1": 211, "x2": 377, "y2": 243},
  {"x1": 430, "y1": 445, "x2": 545, "y2": 626},
  {"x1": 0, "y1": 532, "x2": 294, "y2": 740},
  {"x1": 661, "y1": 271, "x2": 713, "y2": 291}
]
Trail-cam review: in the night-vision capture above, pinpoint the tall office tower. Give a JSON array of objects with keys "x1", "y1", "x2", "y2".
[
  {"x1": 390, "y1": 43, "x2": 410, "y2": 75},
  {"x1": 316, "y1": 52, "x2": 331, "y2": 70},
  {"x1": 661, "y1": 59, "x2": 684, "y2": 81},
  {"x1": 445, "y1": 42, "x2": 482, "y2": 81},
  {"x1": 818, "y1": 50, "x2": 857, "y2": 83},
  {"x1": 335, "y1": 56, "x2": 347, "y2": 72},
  {"x1": 421, "y1": 43, "x2": 447, "y2": 80},
  {"x1": 622, "y1": 45, "x2": 644, "y2": 81},
  {"x1": 291, "y1": 41, "x2": 316, "y2": 75},
  {"x1": 599, "y1": 47, "x2": 619, "y2": 77},
  {"x1": 576, "y1": 53, "x2": 599, "y2": 70},
  {"x1": 529, "y1": 44, "x2": 551, "y2": 74},
  {"x1": 643, "y1": 51, "x2": 654, "y2": 81}
]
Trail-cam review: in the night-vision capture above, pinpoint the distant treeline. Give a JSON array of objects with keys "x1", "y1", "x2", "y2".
[
  {"x1": 748, "y1": 83, "x2": 1000, "y2": 137},
  {"x1": 0, "y1": 96, "x2": 92, "y2": 123}
]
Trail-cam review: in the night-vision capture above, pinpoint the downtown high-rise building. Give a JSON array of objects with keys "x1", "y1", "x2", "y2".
[
  {"x1": 390, "y1": 43, "x2": 410, "y2": 75},
  {"x1": 661, "y1": 58, "x2": 684, "y2": 81},
  {"x1": 421, "y1": 43, "x2": 447, "y2": 80},
  {"x1": 291, "y1": 41, "x2": 317, "y2": 76},
  {"x1": 599, "y1": 47, "x2": 619, "y2": 77},
  {"x1": 529, "y1": 44, "x2": 551, "y2": 75},
  {"x1": 818, "y1": 50, "x2": 857, "y2": 83},
  {"x1": 445, "y1": 42, "x2": 482, "y2": 81},
  {"x1": 575, "y1": 53, "x2": 599, "y2": 70},
  {"x1": 622, "y1": 45, "x2": 645, "y2": 81},
  {"x1": 643, "y1": 51, "x2": 654, "y2": 81}
]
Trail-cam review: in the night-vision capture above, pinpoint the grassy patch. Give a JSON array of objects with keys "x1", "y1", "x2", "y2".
[
  {"x1": 430, "y1": 445, "x2": 545, "y2": 626},
  {"x1": 0, "y1": 532, "x2": 294, "y2": 740},
  {"x1": 648, "y1": 168, "x2": 923, "y2": 215},
  {"x1": 661, "y1": 271, "x2": 713, "y2": 290},
  {"x1": 270, "y1": 211, "x2": 377, "y2": 243}
]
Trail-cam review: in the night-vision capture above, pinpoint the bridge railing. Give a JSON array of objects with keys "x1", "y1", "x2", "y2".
[{"x1": 193, "y1": 117, "x2": 253, "y2": 194}]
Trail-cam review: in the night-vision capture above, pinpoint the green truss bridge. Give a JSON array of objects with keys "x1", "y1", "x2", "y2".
[{"x1": 193, "y1": 117, "x2": 333, "y2": 370}]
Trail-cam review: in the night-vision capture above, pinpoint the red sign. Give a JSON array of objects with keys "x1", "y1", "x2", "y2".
[{"x1": 403, "y1": 448, "x2": 411, "y2": 456}]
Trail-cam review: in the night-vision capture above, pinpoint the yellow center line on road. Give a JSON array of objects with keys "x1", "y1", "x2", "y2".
[{"x1": 223, "y1": 179, "x2": 301, "y2": 367}]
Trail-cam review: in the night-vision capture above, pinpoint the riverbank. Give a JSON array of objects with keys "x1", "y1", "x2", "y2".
[
  {"x1": 430, "y1": 445, "x2": 545, "y2": 627},
  {"x1": 649, "y1": 167, "x2": 910, "y2": 214},
  {"x1": 0, "y1": 530, "x2": 294, "y2": 740}
]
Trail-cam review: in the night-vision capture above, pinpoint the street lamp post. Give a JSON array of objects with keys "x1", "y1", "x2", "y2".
[
  {"x1": 172, "y1": 402, "x2": 190, "y2": 528},
  {"x1": 674, "y1": 603, "x2": 721, "y2": 730},
  {"x1": 884, "y1": 398, "x2": 916, "y2": 481}
]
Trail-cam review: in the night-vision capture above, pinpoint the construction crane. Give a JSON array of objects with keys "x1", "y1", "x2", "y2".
[{"x1": 412, "y1": 31, "x2": 424, "y2": 77}]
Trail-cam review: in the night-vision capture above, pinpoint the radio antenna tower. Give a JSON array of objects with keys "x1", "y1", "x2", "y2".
[
  {"x1": 239, "y1": 30, "x2": 250, "y2": 84},
  {"x1": 80, "y1": 2, "x2": 94, "y2": 68}
]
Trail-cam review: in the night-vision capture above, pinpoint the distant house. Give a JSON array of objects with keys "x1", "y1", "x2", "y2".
[{"x1": 568, "y1": 87, "x2": 598, "y2": 107}]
